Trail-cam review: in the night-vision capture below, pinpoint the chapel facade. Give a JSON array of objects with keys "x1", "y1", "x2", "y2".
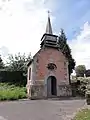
[{"x1": 26, "y1": 15, "x2": 72, "y2": 99}]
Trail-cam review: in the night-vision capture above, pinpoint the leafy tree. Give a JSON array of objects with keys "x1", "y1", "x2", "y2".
[
  {"x1": 85, "y1": 69, "x2": 90, "y2": 77},
  {"x1": 0, "y1": 55, "x2": 4, "y2": 69},
  {"x1": 4, "y1": 52, "x2": 31, "y2": 86},
  {"x1": 58, "y1": 29, "x2": 75, "y2": 83},
  {"x1": 6, "y1": 52, "x2": 31, "y2": 74},
  {"x1": 75, "y1": 65, "x2": 86, "y2": 77}
]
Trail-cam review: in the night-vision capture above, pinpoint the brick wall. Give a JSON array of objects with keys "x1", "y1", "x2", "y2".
[{"x1": 33, "y1": 47, "x2": 69, "y2": 85}]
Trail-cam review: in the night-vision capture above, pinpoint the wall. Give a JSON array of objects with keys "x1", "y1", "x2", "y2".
[
  {"x1": 34, "y1": 47, "x2": 69, "y2": 85},
  {"x1": 27, "y1": 47, "x2": 72, "y2": 98},
  {"x1": 57, "y1": 85, "x2": 72, "y2": 96}
]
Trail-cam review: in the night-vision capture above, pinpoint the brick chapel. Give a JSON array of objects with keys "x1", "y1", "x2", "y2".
[{"x1": 26, "y1": 14, "x2": 72, "y2": 99}]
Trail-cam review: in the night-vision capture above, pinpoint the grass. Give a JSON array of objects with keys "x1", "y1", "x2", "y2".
[
  {"x1": 0, "y1": 83, "x2": 27, "y2": 101},
  {"x1": 73, "y1": 108, "x2": 90, "y2": 120}
]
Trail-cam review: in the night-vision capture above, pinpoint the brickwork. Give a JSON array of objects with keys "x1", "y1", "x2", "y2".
[
  {"x1": 34, "y1": 47, "x2": 69, "y2": 85},
  {"x1": 26, "y1": 47, "x2": 72, "y2": 99}
]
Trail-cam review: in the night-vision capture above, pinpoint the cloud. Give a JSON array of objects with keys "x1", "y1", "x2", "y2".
[
  {"x1": 0, "y1": 46, "x2": 9, "y2": 57},
  {"x1": 69, "y1": 22, "x2": 90, "y2": 69},
  {"x1": 0, "y1": 0, "x2": 56, "y2": 58},
  {"x1": 1, "y1": 0, "x2": 90, "y2": 70}
]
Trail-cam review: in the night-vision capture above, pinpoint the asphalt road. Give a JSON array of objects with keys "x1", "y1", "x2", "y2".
[{"x1": 0, "y1": 99, "x2": 86, "y2": 120}]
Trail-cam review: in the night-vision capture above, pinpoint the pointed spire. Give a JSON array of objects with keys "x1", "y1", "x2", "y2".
[{"x1": 46, "y1": 11, "x2": 53, "y2": 34}]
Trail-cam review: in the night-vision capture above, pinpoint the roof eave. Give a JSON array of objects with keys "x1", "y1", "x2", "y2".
[{"x1": 27, "y1": 59, "x2": 33, "y2": 67}]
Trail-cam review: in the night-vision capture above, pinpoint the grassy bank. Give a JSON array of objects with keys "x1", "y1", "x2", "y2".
[
  {"x1": 0, "y1": 83, "x2": 27, "y2": 101},
  {"x1": 73, "y1": 108, "x2": 90, "y2": 120}
]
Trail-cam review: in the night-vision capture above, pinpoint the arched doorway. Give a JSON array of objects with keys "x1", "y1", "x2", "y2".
[{"x1": 47, "y1": 76, "x2": 57, "y2": 97}]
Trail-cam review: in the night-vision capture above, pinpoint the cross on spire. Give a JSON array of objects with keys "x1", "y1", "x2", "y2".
[{"x1": 48, "y1": 10, "x2": 50, "y2": 17}]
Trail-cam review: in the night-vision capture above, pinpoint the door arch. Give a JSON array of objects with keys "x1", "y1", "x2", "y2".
[{"x1": 47, "y1": 76, "x2": 57, "y2": 97}]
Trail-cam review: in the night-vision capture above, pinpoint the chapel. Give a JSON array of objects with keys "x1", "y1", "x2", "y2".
[{"x1": 26, "y1": 14, "x2": 72, "y2": 99}]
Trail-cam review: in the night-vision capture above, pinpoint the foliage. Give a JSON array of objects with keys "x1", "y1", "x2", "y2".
[
  {"x1": 85, "y1": 85, "x2": 90, "y2": 105},
  {"x1": 71, "y1": 77, "x2": 90, "y2": 97},
  {"x1": 6, "y1": 52, "x2": 31, "y2": 74},
  {"x1": 71, "y1": 77, "x2": 90, "y2": 84},
  {"x1": 0, "y1": 83, "x2": 26, "y2": 101},
  {"x1": 73, "y1": 109, "x2": 90, "y2": 120},
  {"x1": 58, "y1": 29, "x2": 75, "y2": 82},
  {"x1": 71, "y1": 80, "x2": 86, "y2": 97},
  {"x1": 0, "y1": 53, "x2": 31, "y2": 87},
  {"x1": 71, "y1": 77, "x2": 90, "y2": 96},
  {"x1": 60, "y1": 28, "x2": 67, "y2": 43},
  {"x1": 75, "y1": 65, "x2": 86, "y2": 77},
  {"x1": 85, "y1": 69, "x2": 90, "y2": 77},
  {"x1": 68, "y1": 57, "x2": 75, "y2": 82},
  {"x1": 0, "y1": 71, "x2": 26, "y2": 86},
  {"x1": 0, "y1": 55, "x2": 4, "y2": 69},
  {"x1": 77, "y1": 84, "x2": 86, "y2": 96}
]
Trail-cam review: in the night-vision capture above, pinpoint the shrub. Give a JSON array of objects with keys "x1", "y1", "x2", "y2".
[
  {"x1": 85, "y1": 69, "x2": 90, "y2": 77},
  {"x1": 0, "y1": 84, "x2": 27, "y2": 101},
  {"x1": 85, "y1": 85, "x2": 90, "y2": 105},
  {"x1": 77, "y1": 84, "x2": 86, "y2": 96},
  {"x1": 71, "y1": 77, "x2": 90, "y2": 97}
]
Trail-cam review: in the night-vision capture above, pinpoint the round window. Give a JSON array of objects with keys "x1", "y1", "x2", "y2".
[{"x1": 47, "y1": 63, "x2": 57, "y2": 70}]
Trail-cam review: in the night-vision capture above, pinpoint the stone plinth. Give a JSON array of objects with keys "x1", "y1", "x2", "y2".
[
  {"x1": 57, "y1": 85, "x2": 72, "y2": 97},
  {"x1": 28, "y1": 85, "x2": 45, "y2": 99}
]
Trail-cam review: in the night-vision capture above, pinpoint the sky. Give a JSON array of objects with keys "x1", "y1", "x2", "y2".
[{"x1": 0, "y1": 0, "x2": 90, "y2": 69}]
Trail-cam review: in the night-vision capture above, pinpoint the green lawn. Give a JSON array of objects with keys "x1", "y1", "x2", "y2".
[{"x1": 73, "y1": 108, "x2": 90, "y2": 120}]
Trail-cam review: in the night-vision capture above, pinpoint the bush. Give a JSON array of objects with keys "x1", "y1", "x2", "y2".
[
  {"x1": 85, "y1": 85, "x2": 90, "y2": 105},
  {"x1": 71, "y1": 78, "x2": 88, "y2": 97},
  {"x1": 71, "y1": 77, "x2": 90, "y2": 84},
  {"x1": 0, "y1": 71, "x2": 26, "y2": 86},
  {"x1": 85, "y1": 69, "x2": 90, "y2": 77},
  {"x1": 0, "y1": 83, "x2": 27, "y2": 101},
  {"x1": 77, "y1": 84, "x2": 86, "y2": 96}
]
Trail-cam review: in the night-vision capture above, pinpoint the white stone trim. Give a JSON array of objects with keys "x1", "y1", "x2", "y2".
[{"x1": 66, "y1": 61, "x2": 69, "y2": 83}]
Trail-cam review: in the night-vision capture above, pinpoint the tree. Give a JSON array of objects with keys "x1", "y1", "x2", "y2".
[
  {"x1": 75, "y1": 65, "x2": 86, "y2": 77},
  {"x1": 58, "y1": 29, "x2": 75, "y2": 83},
  {"x1": 60, "y1": 29, "x2": 67, "y2": 43},
  {"x1": 6, "y1": 52, "x2": 31, "y2": 74},
  {"x1": 85, "y1": 69, "x2": 90, "y2": 77},
  {"x1": 58, "y1": 29, "x2": 75, "y2": 72},
  {"x1": 0, "y1": 53, "x2": 31, "y2": 86},
  {"x1": 0, "y1": 55, "x2": 4, "y2": 69}
]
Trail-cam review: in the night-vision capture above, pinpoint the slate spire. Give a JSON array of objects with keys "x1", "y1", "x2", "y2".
[{"x1": 46, "y1": 11, "x2": 53, "y2": 34}]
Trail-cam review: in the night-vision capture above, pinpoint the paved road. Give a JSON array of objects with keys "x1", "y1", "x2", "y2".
[{"x1": 0, "y1": 99, "x2": 86, "y2": 120}]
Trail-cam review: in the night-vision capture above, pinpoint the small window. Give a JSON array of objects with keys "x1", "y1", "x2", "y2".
[{"x1": 29, "y1": 68, "x2": 31, "y2": 80}]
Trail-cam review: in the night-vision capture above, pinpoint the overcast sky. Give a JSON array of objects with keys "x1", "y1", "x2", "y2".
[{"x1": 0, "y1": 0, "x2": 90, "y2": 69}]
